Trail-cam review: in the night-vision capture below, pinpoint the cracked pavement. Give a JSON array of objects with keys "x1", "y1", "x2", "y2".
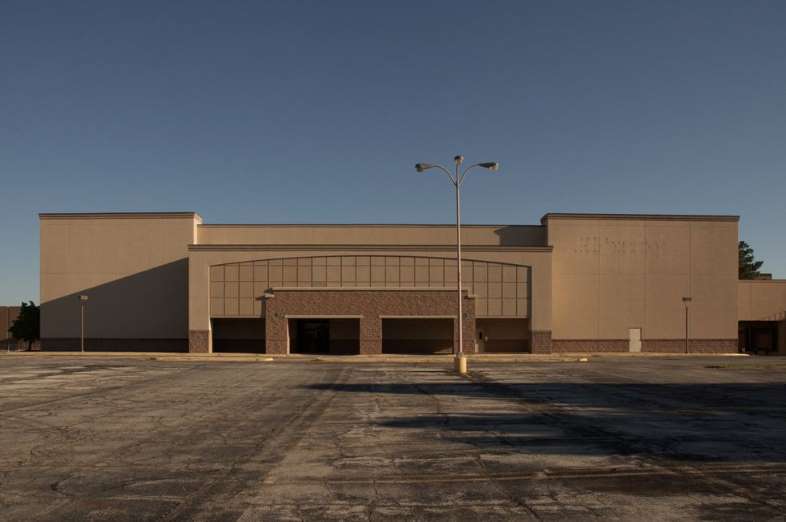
[{"x1": 0, "y1": 356, "x2": 785, "y2": 521}]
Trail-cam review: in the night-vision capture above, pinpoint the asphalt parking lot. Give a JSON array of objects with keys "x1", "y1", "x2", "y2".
[{"x1": 0, "y1": 355, "x2": 785, "y2": 521}]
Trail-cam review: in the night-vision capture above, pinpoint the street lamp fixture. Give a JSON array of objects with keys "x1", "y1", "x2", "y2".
[
  {"x1": 414, "y1": 155, "x2": 501, "y2": 373},
  {"x1": 477, "y1": 162, "x2": 500, "y2": 171}
]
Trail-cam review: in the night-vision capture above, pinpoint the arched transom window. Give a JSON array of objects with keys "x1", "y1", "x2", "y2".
[{"x1": 210, "y1": 256, "x2": 529, "y2": 318}]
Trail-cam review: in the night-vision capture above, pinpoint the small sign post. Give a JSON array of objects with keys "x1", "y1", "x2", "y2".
[
  {"x1": 682, "y1": 297, "x2": 692, "y2": 354},
  {"x1": 80, "y1": 295, "x2": 89, "y2": 352}
]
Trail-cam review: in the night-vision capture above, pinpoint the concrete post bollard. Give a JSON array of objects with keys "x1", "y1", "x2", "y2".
[{"x1": 455, "y1": 354, "x2": 468, "y2": 375}]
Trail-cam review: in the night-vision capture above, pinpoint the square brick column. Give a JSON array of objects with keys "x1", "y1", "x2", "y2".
[
  {"x1": 189, "y1": 330, "x2": 211, "y2": 353},
  {"x1": 359, "y1": 315, "x2": 382, "y2": 354},
  {"x1": 264, "y1": 301, "x2": 288, "y2": 354},
  {"x1": 265, "y1": 322, "x2": 288, "y2": 354},
  {"x1": 531, "y1": 330, "x2": 552, "y2": 353}
]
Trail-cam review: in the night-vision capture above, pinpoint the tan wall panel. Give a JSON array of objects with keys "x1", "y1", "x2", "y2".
[
  {"x1": 737, "y1": 285, "x2": 751, "y2": 320},
  {"x1": 198, "y1": 224, "x2": 546, "y2": 247},
  {"x1": 553, "y1": 274, "x2": 599, "y2": 339},
  {"x1": 597, "y1": 275, "x2": 646, "y2": 339},
  {"x1": 691, "y1": 275, "x2": 738, "y2": 338},
  {"x1": 597, "y1": 223, "x2": 647, "y2": 275},
  {"x1": 548, "y1": 216, "x2": 737, "y2": 341},
  {"x1": 691, "y1": 222, "x2": 738, "y2": 277},
  {"x1": 738, "y1": 280, "x2": 786, "y2": 321},
  {"x1": 41, "y1": 218, "x2": 195, "y2": 286},
  {"x1": 644, "y1": 223, "x2": 690, "y2": 275},
  {"x1": 40, "y1": 215, "x2": 199, "y2": 339},
  {"x1": 644, "y1": 274, "x2": 690, "y2": 338},
  {"x1": 550, "y1": 221, "x2": 601, "y2": 276},
  {"x1": 39, "y1": 222, "x2": 69, "y2": 275}
]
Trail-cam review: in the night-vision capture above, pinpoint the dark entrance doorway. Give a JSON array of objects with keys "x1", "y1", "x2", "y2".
[
  {"x1": 739, "y1": 321, "x2": 779, "y2": 354},
  {"x1": 476, "y1": 318, "x2": 531, "y2": 353},
  {"x1": 288, "y1": 318, "x2": 361, "y2": 354},
  {"x1": 212, "y1": 318, "x2": 265, "y2": 353},
  {"x1": 293, "y1": 320, "x2": 330, "y2": 354},
  {"x1": 382, "y1": 318, "x2": 454, "y2": 354}
]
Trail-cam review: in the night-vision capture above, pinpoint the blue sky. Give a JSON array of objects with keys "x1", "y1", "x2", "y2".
[{"x1": 1, "y1": 1, "x2": 785, "y2": 304}]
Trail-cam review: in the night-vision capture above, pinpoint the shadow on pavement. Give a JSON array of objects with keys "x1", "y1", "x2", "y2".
[{"x1": 304, "y1": 382, "x2": 786, "y2": 462}]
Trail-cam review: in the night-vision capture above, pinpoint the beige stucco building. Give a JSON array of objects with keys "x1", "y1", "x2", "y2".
[{"x1": 39, "y1": 211, "x2": 786, "y2": 355}]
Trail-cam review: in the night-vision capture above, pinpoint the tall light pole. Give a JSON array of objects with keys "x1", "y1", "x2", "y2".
[
  {"x1": 415, "y1": 156, "x2": 500, "y2": 373},
  {"x1": 80, "y1": 295, "x2": 88, "y2": 352}
]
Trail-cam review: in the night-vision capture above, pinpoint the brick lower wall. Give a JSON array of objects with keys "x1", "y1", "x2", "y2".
[
  {"x1": 41, "y1": 338, "x2": 188, "y2": 352},
  {"x1": 263, "y1": 289, "x2": 476, "y2": 355},
  {"x1": 2, "y1": 338, "x2": 40, "y2": 351},
  {"x1": 552, "y1": 340, "x2": 629, "y2": 353},
  {"x1": 551, "y1": 338, "x2": 739, "y2": 354},
  {"x1": 642, "y1": 339, "x2": 738, "y2": 353},
  {"x1": 531, "y1": 330, "x2": 552, "y2": 354}
]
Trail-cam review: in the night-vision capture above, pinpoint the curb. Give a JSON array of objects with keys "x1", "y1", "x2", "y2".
[{"x1": 0, "y1": 351, "x2": 753, "y2": 364}]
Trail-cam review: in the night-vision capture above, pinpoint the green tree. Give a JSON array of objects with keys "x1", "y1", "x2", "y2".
[
  {"x1": 9, "y1": 301, "x2": 39, "y2": 351},
  {"x1": 739, "y1": 241, "x2": 765, "y2": 279}
]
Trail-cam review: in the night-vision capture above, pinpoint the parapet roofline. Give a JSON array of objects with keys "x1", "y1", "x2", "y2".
[
  {"x1": 188, "y1": 244, "x2": 553, "y2": 252},
  {"x1": 540, "y1": 212, "x2": 740, "y2": 224},
  {"x1": 39, "y1": 212, "x2": 201, "y2": 220},
  {"x1": 37, "y1": 211, "x2": 741, "y2": 225},
  {"x1": 198, "y1": 223, "x2": 543, "y2": 228}
]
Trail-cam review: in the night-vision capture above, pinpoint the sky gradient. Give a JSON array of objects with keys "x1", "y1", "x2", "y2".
[{"x1": 1, "y1": 1, "x2": 785, "y2": 304}]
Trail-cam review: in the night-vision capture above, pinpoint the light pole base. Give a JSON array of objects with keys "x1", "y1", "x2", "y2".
[{"x1": 454, "y1": 354, "x2": 468, "y2": 375}]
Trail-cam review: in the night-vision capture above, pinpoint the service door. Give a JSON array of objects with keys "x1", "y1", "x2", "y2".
[
  {"x1": 477, "y1": 329, "x2": 486, "y2": 353},
  {"x1": 628, "y1": 328, "x2": 642, "y2": 353}
]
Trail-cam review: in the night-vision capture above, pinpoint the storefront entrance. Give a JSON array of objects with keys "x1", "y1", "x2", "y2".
[
  {"x1": 739, "y1": 321, "x2": 778, "y2": 354},
  {"x1": 381, "y1": 318, "x2": 454, "y2": 354},
  {"x1": 294, "y1": 320, "x2": 329, "y2": 354},
  {"x1": 289, "y1": 318, "x2": 360, "y2": 355},
  {"x1": 264, "y1": 289, "x2": 474, "y2": 355}
]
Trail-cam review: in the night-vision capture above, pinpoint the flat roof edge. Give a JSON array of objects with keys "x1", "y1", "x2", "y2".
[
  {"x1": 188, "y1": 244, "x2": 553, "y2": 252},
  {"x1": 541, "y1": 213, "x2": 740, "y2": 224},
  {"x1": 198, "y1": 223, "x2": 543, "y2": 228},
  {"x1": 39, "y1": 212, "x2": 201, "y2": 220}
]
